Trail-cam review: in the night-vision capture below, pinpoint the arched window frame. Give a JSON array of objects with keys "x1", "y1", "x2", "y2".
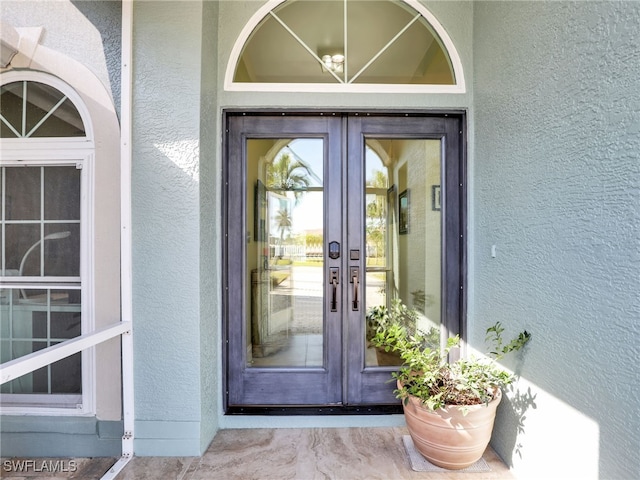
[
  {"x1": 225, "y1": 0, "x2": 466, "y2": 93},
  {"x1": 0, "y1": 70, "x2": 95, "y2": 415}
]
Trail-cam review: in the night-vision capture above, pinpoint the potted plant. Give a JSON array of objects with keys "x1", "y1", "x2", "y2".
[{"x1": 372, "y1": 320, "x2": 531, "y2": 470}]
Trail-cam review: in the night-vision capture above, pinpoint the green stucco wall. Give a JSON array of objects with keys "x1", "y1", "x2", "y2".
[
  {"x1": 131, "y1": 0, "x2": 219, "y2": 456},
  {"x1": 3, "y1": 2, "x2": 639, "y2": 475},
  {"x1": 198, "y1": 0, "x2": 221, "y2": 456},
  {"x1": 473, "y1": 2, "x2": 640, "y2": 479}
]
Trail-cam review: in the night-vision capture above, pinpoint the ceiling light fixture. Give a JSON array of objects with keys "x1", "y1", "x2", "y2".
[{"x1": 321, "y1": 53, "x2": 345, "y2": 73}]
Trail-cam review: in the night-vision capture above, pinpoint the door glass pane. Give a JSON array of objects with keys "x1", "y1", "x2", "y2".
[
  {"x1": 246, "y1": 138, "x2": 324, "y2": 367},
  {"x1": 365, "y1": 139, "x2": 441, "y2": 367}
]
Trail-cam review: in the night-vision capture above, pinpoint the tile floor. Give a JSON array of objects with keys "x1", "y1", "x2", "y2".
[{"x1": 1, "y1": 427, "x2": 516, "y2": 480}]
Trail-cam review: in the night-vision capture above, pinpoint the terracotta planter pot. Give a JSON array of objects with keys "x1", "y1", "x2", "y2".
[{"x1": 401, "y1": 382, "x2": 502, "y2": 470}]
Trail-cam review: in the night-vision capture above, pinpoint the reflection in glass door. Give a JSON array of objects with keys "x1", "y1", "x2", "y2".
[
  {"x1": 247, "y1": 138, "x2": 325, "y2": 368},
  {"x1": 363, "y1": 139, "x2": 442, "y2": 369},
  {"x1": 225, "y1": 113, "x2": 464, "y2": 410}
]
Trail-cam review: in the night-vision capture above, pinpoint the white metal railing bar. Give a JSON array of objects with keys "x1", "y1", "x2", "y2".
[
  {"x1": 102, "y1": 1, "x2": 135, "y2": 479},
  {"x1": 0, "y1": 321, "x2": 131, "y2": 385},
  {"x1": 102, "y1": 457, "x2": 132, "y2": 480}
]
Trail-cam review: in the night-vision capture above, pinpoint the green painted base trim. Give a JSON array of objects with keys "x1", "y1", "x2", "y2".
[
  {"x1": 134, "y1": 421, "x2": 202, "y2": 457},
  {"x1": 0, "y1": 416, "x2": 122, "y2": 457},
  {"x1": 134, "y1": 438, "x2": 202, "y2": 457}
]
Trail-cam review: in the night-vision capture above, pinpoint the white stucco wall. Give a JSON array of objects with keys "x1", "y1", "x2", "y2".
[
  {"x1": 473, "y1": 2, "x2": 640, "y2": 479},
  {"x1": 1, "y1": 0, "x2": 121, "y2": 113}
]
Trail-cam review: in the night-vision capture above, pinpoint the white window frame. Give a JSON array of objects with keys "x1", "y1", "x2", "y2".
[
  {"x1": 225, "y1": 0, "x2": 466, "y2": 94},
  {"x1": 0, "y1": 71, "x2": 96, "y2": 415}
]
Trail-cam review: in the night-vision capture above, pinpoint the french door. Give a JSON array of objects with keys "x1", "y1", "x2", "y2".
[{"x1": 224, "y1": 112, "x2": 464, "y2": 410}]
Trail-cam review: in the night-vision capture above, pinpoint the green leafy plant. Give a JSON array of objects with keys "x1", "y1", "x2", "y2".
[
  {"x1": 371, "y1": 321, "x2": 531, "y2": 411},
  {"x1": 366, "y1": 298, "x2": 418, "y2": 342}
]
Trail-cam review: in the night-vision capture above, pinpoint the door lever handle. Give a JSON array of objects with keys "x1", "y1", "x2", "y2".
[
  {"x1": 330, "y1": 268, "x2": 339, "y2": 312},
  {"x1": 350, "y1": 267, "x2": 359, "y2": 311}
]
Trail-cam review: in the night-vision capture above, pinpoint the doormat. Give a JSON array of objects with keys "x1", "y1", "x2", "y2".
[{"x1": 402, "y1": 435, "x2": 491, "y2": 472}]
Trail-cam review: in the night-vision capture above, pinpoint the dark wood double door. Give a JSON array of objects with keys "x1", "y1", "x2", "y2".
[{"x1": 224, "y1": 112, "x2": 464, "y2": 410}]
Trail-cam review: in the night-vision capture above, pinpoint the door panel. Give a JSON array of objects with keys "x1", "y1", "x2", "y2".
[
  {"x1": 225, "y1": 113, "x2": 464, "y2": 409},
  {"x1": 226, "y1": 116, "x2": 342, "y2": 406},
  {"x1": 345, "y1": 116, "x2": 462, "y2": 405}
]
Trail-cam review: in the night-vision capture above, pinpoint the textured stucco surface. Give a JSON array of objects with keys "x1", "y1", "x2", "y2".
[
  {"x1": 3, "y1": 0, "x2": 638, "y2": 471},
  {"x1": 131, "y1": 0, "x2": 210, "y2": 455},
  {"x1": 473, "y1": 2, "x2": 640, "y2": 479},
  {"x1": 198, "y1": 0, "x2": 221, "y2": 455},
  {"x1": 0, "y1": 0, "x2": 121, "y2": 113}
]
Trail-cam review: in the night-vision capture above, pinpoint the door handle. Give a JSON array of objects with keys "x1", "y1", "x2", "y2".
[
  {"x1": 330, "y1": 268, "x2": 339, "y2": 312},
  {"x1": 350, "y1": 267, "x2": 359, "y2": 311}
]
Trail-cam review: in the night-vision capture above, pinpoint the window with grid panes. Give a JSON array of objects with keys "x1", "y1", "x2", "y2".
[{"x1": 1, "y1": 79, "x2": 87, "y2": 408}]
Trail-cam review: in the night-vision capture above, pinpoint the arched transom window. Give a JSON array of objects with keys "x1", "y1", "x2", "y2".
[
  {"x1": 1, "y1": 80, "x2": 86, "y2": 138},
  {"x1": 226, "y1": 0, "x2": 465, "y2": 93}
]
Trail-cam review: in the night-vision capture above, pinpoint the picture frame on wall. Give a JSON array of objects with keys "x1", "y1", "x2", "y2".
[
  {"x1": 254, "y1": 180, "x2": 266, "y2": 241},
  {"x1": 399, "y1": 189, "x2": 409, "y2": 234}
]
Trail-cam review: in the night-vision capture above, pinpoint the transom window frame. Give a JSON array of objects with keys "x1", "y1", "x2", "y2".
[
  {"x1": 0, "y1": 70, "x2": 96, "y2": 415},
  {"x1": 225, "y1": 0, "x2": 466, "y2": 93}
]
